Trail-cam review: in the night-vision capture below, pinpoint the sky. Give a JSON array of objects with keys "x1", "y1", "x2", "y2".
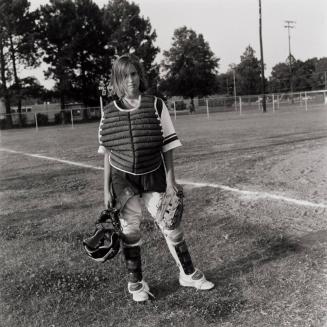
[{"x1": 27, "y1": 0, "x2": 327, "y2": 89}]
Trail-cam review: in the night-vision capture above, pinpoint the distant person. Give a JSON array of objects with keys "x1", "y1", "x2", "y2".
[
  {"x1": 98, "y1": 54, "x2": 214, "y2": 302},
  {"x1": 189, "y1": 101, "x2": 195, "y2": 114}
]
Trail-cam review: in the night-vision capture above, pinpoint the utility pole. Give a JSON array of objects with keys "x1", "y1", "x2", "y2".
[
  {"x1": 259, "y1": 0, "x2": 266, "y2": 112},
  {"x1": 284, "y1": 20, "x2": 296, "y2": 97},
  {"x1": 233, "y1": 68, "x2": 237, "y2": 112},
  {"x1": 229, "y1": 64, "x2": 237, "y2": 111}
]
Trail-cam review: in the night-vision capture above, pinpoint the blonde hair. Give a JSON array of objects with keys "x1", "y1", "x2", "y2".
[{"x1": 110, "y1": 54, "x2": 148, "y2": 98}]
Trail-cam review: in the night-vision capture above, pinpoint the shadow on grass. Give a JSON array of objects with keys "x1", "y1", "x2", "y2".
[
  {"x1": 0, "y1": 201, "x2": 101, "y2": 241},
  {"x1": 0, "y1": 167, "x2": 87, "y2": 191},
  {"x1": 211, "y1": 233, "x2": 302, "y2": 281},
  {"x1": 2, "y1": 261, "x2": 125, "y2": 306},
  {"x1": 150, "y1": 278, "x2": 181, "y2": 299},
  {"x1": 194, "y1": 228, "x2": 302, "y2": 322},
  {"x1": 150, "y1": 219, "x2": 303, "y2": 323}
]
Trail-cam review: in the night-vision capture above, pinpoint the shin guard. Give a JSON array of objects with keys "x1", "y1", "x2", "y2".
[
  {"x1": 123, "y1": 246, "x2": 142, "y2": 283},
  {"x1": 174, "y1": 240, "x2": 195, "y2": 275}
]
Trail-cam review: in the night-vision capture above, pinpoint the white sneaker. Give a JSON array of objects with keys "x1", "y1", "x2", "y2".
[
  {"x1": 179, "y1": 269, "x2": 215, "y2": 290},
  {"x1": 128, "y1": 280, "x2": 154, "y2": 302}
]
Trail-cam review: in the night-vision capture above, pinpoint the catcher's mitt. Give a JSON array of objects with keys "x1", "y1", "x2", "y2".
[{"x1": 155, "y1": 185, "x2": 184, "y2": 230}]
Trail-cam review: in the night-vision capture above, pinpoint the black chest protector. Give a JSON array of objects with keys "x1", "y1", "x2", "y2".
[{"x1": 99, "y1": 95, "x2": 164, "y2": 175}]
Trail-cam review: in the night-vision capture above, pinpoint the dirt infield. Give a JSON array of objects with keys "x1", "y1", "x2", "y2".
[{"x1": 0, "y1": 109, "x2": 326, "y2": 326}]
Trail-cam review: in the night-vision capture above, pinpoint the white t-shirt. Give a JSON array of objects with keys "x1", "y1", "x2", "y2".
[{"x1": 98, "y1": 96, "x2": 182, "y2": 154}]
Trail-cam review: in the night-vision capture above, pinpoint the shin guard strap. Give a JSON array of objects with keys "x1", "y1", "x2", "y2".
[
  {"x1": 175, "y1": 240, "x2": 195, "y2": 275},
  {"x1": 123, "y1": 246, "x2": 142, "y2": 283}
]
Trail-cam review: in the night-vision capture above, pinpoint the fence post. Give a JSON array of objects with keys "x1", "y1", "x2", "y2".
[
  {"x1": 70, "y1": 109, "x2": 74, "y2": 128},
  {"x1": 34, "y1": 112, "x2": 38, "y2": 130},
  {"x1": 206, "y1": 99, "x2": 210, "y2": 119},
  {"x1": 173, "y1": 101, "x2": 176, "y2": 121},
  {"x1": 262, "y1": 97, "x2": 265, "y2": 112},
  {"x1": 272, "y1": 94, "x2": 275, "y2": 113},
  {"x1": 304, "y1": 91, "x2": 308, "y2": 112},
  {"x1": 239, "y1": 96, "x2": 242, "y2": 115},
  {"x1": 258, "y1": 96, "x2": 261, "y2": 111}
]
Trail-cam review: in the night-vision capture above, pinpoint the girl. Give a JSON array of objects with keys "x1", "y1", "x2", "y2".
[{"x1": 98, "y1": 54, "x2": 214, "y2": 302}]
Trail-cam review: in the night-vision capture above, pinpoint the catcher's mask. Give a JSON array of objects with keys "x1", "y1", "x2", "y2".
[{"x1": 83, "y1": 208, "x2": 122, "y2": 263}]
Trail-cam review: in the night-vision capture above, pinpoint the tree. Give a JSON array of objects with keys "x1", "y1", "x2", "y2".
[
  {"x1": 37, "y1": 0, "x2": 111, "y2": 112},
  {"x1": 269, "y1": 62, "x2": 290, "y2": 93},
  {"x1": 19, "y1": 77, "x2": 46, "y2": 100},
  {"x1": 216, "y1": 72, "x2": 232, "y2": 95},
  {"x1": 160, "y1": 26, "x2": 219, "y2": 104},
  {"x1": 37, "y1": 0, "x2": 159, "y2": 112},
  {"x1": 0, "y1": 33, "x2": 12, "y2": 127},
  {"x1": 292, "y1": 58, "x2": 317, "y2": 92},
  {"x1": 269, "y1": 56, "x2": 327, "y2": 93},
  {"x1": 102, "y1": 0, "x2": 159, "y2": 93},
  {"x1": 270, "y1": 55, "x2": 296, "y2": 93},
  {"x1": 0, "y1": 0, "x2": 38, "y2": 127},
  {"x1": 313, "y1": 57, "x2": 327, "y2": 89},
  {"x1": 36, "y1": 0, "x2": 77, "y2": 110},
  {"x1": 235, "y1": 45, "x2": 261, "y2": 95},
  {"x1": 297, "y1": 57, "x2": 327, "y2": 91},
  {"x1": 68, "y1": 0, "x2": 109, "y2": 115}
]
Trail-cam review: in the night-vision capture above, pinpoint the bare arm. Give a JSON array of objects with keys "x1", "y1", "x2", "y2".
[
  {"x1": 163, "y1": 149, "x2": 179, "y2": 193},
  {"x1": 104, "y1": 152, "x2": 113, "y2": 208}
]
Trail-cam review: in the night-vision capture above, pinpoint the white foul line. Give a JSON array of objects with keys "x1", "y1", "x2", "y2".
[
  {"x1": 179, "y1": 180, "x2": 327, "y2": 209},
  {"x1": 1, "y1": 147, "x2": 326, "y2": 209},
  {"x1": 0, "y1": 148, "x2": 103, "y2": 171}
]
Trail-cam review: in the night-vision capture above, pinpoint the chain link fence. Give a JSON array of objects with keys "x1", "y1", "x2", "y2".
[
  {"x1": 167, "y1": 89, "x2": 327, "y2": 119},
  {"x1": 0, "y1": 105, "x2": 102, "y2": 129},
  {"x1": 1, "y1": 89, "x2": 326, "y2": 129}
]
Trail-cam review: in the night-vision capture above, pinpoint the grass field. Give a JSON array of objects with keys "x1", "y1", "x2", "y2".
[{"x1": 1, "y1": 108, "x2": 327, "y2": 327}]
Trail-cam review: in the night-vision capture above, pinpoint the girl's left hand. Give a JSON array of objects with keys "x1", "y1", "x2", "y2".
[{"x1": 166, "y1": 181, "x2": 183, "y2": 195}]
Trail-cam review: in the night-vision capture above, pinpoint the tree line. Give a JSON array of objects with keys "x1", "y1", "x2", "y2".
[
  {"x1": 0, "y1": 0, "x2": 326, "y2": 127},
  {"x1": 217, "y1": 48, "x2": 327, "y2": 97},
  {"x1": 0, "y1": 0, "x2": 159, "y2": 126}
]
